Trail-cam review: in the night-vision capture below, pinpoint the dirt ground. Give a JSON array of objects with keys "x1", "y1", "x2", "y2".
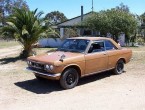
[
  {"x1": 0, "y1": 45, "x2": 21, "y2": 57},
  {"x1": 0, "y1": 46, "x2": 145, "y2": 110}
]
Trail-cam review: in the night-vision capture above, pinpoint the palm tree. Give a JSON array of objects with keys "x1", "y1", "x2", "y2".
[{"x1": 2, "y1": 8, "x2": 57, "y2": 58}]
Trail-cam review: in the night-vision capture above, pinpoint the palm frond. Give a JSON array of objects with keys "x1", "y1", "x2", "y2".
[{"x1": 1, "y1": 8, "x2": 57, "y2": 58}]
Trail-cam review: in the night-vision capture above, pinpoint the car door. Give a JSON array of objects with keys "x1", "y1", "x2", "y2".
[{"x1": 85, "y1": 41, "x2": 108, "y2": 74}]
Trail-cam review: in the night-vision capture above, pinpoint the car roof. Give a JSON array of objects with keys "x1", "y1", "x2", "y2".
[{"x1": 68, "y1": 37, "x2": 121, "y2": 49}]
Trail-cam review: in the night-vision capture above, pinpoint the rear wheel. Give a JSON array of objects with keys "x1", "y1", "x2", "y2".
[
  {"x1": 113, "y1": 59, "x2": 124, "y2": 75},
  {"x1": 60, "y1": 68, "x2": 79, "y2": 89}
]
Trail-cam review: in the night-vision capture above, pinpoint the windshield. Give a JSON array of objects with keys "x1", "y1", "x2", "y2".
[{"x1": 58, "y1": 39, "x2": 90, "y2": 53}]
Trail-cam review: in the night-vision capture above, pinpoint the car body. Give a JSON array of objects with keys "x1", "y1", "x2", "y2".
[{"x1": 26, "y1": 37, "x2": 132, "y2": 89}]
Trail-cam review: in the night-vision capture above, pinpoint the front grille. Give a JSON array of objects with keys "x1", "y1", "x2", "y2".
[
  {"x1": 30, "y1": 67, "x2": 47, "y2": 73},
  {"x1": 31, "y1": 62, "x2": 45, "y2": 70},
  {"x1": 27, "y1": 67, "x2": 55, "y2": 76}
]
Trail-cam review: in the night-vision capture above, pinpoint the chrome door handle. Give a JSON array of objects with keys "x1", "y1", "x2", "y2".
[{"x1": 103, "y1": 52, "x2": 107, "y2": 55}]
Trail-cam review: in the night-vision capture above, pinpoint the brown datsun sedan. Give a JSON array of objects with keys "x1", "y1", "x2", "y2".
[{"x1": 26, "y1": 37, "x2": 132, "y2": 89}]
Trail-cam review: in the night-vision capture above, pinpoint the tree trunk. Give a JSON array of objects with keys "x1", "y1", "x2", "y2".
[{"x1": 20, "y1": 45, "x2": 32, "y2": 58}]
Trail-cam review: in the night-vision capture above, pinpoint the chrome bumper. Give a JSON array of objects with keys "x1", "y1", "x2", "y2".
[{"x1": 26, "y1": 67, "x2": 61, "y2": 78}]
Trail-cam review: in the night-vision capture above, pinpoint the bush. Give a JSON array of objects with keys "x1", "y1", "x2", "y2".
[{"x1": 136, "y1": 37, "x2": 144, "y2": 45}]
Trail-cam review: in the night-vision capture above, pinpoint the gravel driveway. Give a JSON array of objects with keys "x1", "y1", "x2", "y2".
[{"x1": 0, "y1": 47, "x2": 145, "y2": 110}]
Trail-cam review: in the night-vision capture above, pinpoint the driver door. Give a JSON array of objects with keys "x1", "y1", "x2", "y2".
[{"x1": 85, "y1": 41, "x2": 108, "y2": 74}]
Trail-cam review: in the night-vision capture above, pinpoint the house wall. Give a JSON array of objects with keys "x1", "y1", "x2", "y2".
[
  {"x1": 118, "y1": 33, "x2": 125, "y2": 46},
  {"x1": 38, "y1": 38, "x2": 63, "y2": 47}
]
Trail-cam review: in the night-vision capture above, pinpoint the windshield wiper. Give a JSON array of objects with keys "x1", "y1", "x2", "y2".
[
  {"x1": 69, "y1": 50, "x2": 81, "y2": 53},
  {"x1": 58, "y1": 48, "x2": 81, "y2": 53},
  {"x1": 58, "y1": 48, "x2": 69, "y2": 52}
]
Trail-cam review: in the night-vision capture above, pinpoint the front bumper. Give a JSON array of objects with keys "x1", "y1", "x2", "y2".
[{"x1": 26, "y1": 67, "x2": 61, "y2": 80}]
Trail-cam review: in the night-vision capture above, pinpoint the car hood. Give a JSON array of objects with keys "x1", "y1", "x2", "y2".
[{"x1": 28, "y1": 51, "x2": 84, "y2": 65}]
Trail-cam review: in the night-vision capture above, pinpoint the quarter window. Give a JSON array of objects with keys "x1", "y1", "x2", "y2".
[{"x1": 105, "y1": 40, "x2": 117, "y2": 50}]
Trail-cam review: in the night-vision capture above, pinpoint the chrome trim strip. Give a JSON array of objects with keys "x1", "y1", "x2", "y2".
[
  {"x1": 82, "y1": 67, "x2": 114, "y2": 77},
  {"x1": 26, "y1": 67, "x2": 61, "y2": 77}
]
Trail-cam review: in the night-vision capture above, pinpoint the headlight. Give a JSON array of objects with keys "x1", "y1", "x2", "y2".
[
  {"x1": 49, "y1": 65, "x2": 54, "y2": 70},
  {"x1": 45, "y1": 65, "x2": 50, "y2": 70},
  {"x1": 27, "y1": 61, "x2": 32, "y2": 66},
  {"x1": 45, "y1": 65, "x2": 54, "y2": 71}
]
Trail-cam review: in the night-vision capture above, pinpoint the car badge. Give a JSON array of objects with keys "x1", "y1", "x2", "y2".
[{"x1": 59, "y1": 54, "x2": 66, "y2": 62}]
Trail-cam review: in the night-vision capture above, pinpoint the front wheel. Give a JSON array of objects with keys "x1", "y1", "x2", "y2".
[
  {"x1": 60, "y1": 68, "x2": 79, "y2": 89},
  {"x1": 113, "y1": 59, "x2": 124, "y2": 75}
]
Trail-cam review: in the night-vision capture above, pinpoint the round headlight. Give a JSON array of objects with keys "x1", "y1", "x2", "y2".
[
  {"x1": 27, "y1": 61, "x2": 32, "y2": 66},
  {"x1": 50, "y1": 65, "x2": 54, "y2": 70},
  {"x1": 45, "y1": 65, "x2": 50, "y2": 70},
  {"x1": 29, "y1": 61, "x2": 32, "y2": 65}
]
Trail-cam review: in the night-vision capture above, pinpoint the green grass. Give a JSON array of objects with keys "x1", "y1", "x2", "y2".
[{"x1": 0, "y1": 40, "x2": 19, "y2": 49}]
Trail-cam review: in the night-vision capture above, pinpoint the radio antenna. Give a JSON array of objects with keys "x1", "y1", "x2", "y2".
[{"x1": 92, "y1": 0, "x2": 94, "y2": 12}]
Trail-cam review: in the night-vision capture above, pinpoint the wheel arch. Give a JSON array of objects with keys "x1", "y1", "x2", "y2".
[
  {"x1": 62, "y1": 64, "x2": 82, "y2": 78},
  {"x1": 118, "y1": 58, "x2": 126, "y2": 64}
]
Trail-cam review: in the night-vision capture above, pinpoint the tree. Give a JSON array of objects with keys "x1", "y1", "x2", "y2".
[
  {"x1": 82, "y1": 12, "x2": 111, "y2": 36},
  {"x1": 83, "y1": 9, "x2": 137, "y2": 41},
  {"x1": 140, "y1": 12, "x2": 145, "y2": 28},
  {"x1": 0, "y1": 0, "x2": 29, "y2": 26},
  {"x1": 140, "y1": 12, "x2": 145, "y2": 42},
  {"x1": 107, "y1": 9, "x2": 137, "y2": 37},
  {"x1": 45, "y1": 11, "x2": 67, "y2": 25},
  {"x1": 13, "y1": 0, "x2": 28, "y2": 9},
  {"x1": 116, "y1": 3, "x2": 130, "y2": 13},
  {"x1": 2, "y1": 8, "x2": 56, "y2": 58}
]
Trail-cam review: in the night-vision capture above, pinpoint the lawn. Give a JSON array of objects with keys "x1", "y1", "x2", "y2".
[
  {"x1": 0, "y1": 40, "x2": 19, "y2": 49},
  {"x1": 0, "y1": 40, "x2": 56, "y2": 58}
]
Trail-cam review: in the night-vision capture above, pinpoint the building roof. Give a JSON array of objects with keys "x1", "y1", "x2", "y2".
[{"x1": 57, "y1": 12, "x2": 93, "y2": 28}]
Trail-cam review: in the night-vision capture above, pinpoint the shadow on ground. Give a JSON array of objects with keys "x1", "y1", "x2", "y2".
[
  {"x1": 78, "y1": 71, "x2": 113, "y2": 86},
  {"x1": 15, "y1": 79, "x2": 62, "y2": 94},
  {"x1": 0, "y1": 56, "x2": 22, "y2": 64},
  {"x1": 15, "y1": 71, "x2": 113, "y2": 94}
]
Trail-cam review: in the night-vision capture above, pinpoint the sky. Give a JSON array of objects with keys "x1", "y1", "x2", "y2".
[{"x1": 25, "y1": 0, "x2": 145, "y2": 19}]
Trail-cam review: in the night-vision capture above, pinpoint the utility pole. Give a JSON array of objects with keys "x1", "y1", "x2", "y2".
[{"x1": 92, "y1": 0, "x2": 94, "y2": 12}]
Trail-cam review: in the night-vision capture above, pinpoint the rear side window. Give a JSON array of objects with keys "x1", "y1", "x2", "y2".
[{"x1": 105, "y1": 40, "x2": 117, "y2": 50}]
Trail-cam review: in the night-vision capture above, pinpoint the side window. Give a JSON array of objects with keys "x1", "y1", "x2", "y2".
[
  {"x1": 105, "y1": 40, "x2": 117, "y2": 50},
  {"x1": 88, "y1": 41, "x2": 105, "y2": 53}
]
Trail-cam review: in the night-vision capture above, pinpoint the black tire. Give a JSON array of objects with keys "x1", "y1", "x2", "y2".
[
  {"x1": 113, "y1": 59, "x2": 124, "y2": 75},
  {"x1": 35, "y1": 74, "x2": 45, "y2": 81},
  {"x1": 60, "y1": 68, "x2": 79, "y2": 89}
]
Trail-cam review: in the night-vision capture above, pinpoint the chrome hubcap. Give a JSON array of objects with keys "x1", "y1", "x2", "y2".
[
  {"x1": 117, "y1": 62, "x2": 123, "y2": 73},
  {"x1": 66, "y1": 73, "x2": 75, "y2": 85}
]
